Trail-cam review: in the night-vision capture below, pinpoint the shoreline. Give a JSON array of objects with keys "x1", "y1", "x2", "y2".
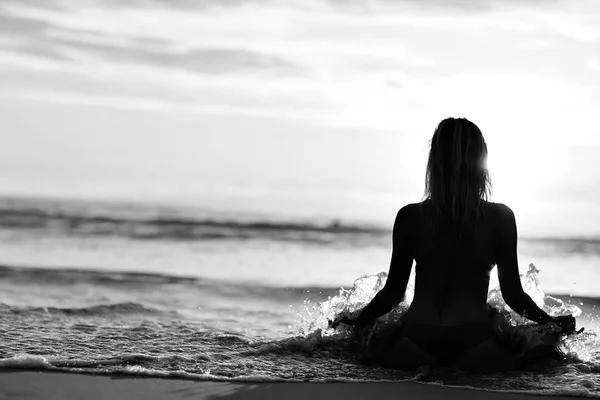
[{"x1": 0, "y1": 371, "x2": 587, "y2": 400}]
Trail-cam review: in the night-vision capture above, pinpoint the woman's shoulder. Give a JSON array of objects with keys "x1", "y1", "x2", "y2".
[
  {"x1": 392, "y1": 202, "x2": 424, "y2": 232},
  {"x1": 398, "y1": 201, "x2": 426, "y2": 214},
  {"x1": 481, "y1": 201, "x2": 515, "y2": 220},
  {"x1": 394, "y1": 201, "x2": 430, "y2": 224}
]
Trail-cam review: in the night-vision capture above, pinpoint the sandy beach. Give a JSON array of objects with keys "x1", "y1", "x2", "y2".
[{"x1": 0, "y1": 371, "x2": 584, "y2": 400}]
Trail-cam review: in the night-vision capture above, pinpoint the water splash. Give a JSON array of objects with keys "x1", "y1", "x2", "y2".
[
  {"x1": 293, "y1": 263, "x2": 598, "y2": 364},
  {"x1": 487, "y1": 263, "x2": 582, "y2": 324},
  {"x1": 292, "y1": 272, "x2": 413, "y2": 336}
]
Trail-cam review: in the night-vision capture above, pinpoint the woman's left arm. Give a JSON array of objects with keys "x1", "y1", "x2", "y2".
[{"x1": 337, "y1": 205, "x2": 414, "y2": 328}]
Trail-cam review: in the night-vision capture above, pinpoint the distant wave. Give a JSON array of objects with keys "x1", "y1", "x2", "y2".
[
  {"x1": 0, "y1": 264, "x2": 198, "y2": 286},
  {"x1": 0, "y1": 204, "x2": 388, "y2": 246},
  {"x1": 2, "y1": 197, "x2": 599, "y2": 252},
  {"x1": 0, "y1": 264, "x2": 341, "y2": 299},
  {"x1": 2, "y1": 302, "x2": 165, "y2": 317},
  {"x1": 3, "y1": 264, "x2": 600, "y2": 310}
]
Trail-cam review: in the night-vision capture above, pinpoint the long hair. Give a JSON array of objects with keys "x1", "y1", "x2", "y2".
[{"x1": 424, "y1": 117, "x2": 491, "y2": 242}]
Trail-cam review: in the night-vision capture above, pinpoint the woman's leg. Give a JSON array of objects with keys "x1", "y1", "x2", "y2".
[
  {"x1": 379, "y1": 336, "x2": 437, "y2": 370},
  {"x1": 456, "y1": 339, "x2": 517, "y2": 372}
]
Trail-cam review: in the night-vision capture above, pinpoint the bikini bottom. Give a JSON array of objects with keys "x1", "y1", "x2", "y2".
[{"x1": 402, "y1": 322, "x2": 495, "y2": 367}]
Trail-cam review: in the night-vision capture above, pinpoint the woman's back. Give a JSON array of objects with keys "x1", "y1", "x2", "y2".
[{"x1": 405, "y1": 200, "x2": 500, "y2": 325}]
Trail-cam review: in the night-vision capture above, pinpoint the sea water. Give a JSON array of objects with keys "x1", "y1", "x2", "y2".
[{"x1": 0, "y1": 197, "x2": 599, "y2": 396}]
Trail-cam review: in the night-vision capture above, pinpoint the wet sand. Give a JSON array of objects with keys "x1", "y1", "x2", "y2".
[{"x1": 0, "y1": 371, "x2": 581, "y2": 400}]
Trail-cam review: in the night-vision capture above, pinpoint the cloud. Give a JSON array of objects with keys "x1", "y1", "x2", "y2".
[
  {"x1": 2, "y1": 89, "x2": 303, "y2": 116},
  {"x1": 326, "y1": 0, "x2": 565, "y2": 13},
  {"x1": 0, "y1": 87, "x2": 422, "y2": 131},
  {"x1": 0, "y1": 11, "x2": 54, "y2": 34},
  {"x1": 13, "y1": 39, "x2": 302, "y2": 76},
  {"x1": 0, "y1": 6, "x2": 303, "y2": 77},
  {"x1": 7, "y1": 42, "x2": 70, "y2": 62},
  {"x1": 0, "y1": 88, "x2": 332, "y2": 127},
  {"x1": 1, "y1": 0, "x2": 599, "y2": 133}
]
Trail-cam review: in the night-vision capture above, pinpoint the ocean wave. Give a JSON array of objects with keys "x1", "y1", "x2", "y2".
[
  {"x1": 2, "y1": 302, "x2": 168, "y2": 317},
  {"x1": 0, "y1": 202, "x2": 388, "y2": 245},
  {"x1": 4, "y1": 263, "x2": 600, "y2": 309},
  {"x1": 2, "y1": 198, "x2": 600, "y2": 255},
  {"x1": 0, "y1": 264, "x2": 341, "y2": 295},
  {"x1": 0, "y1": 264, "x2": 198, "y2": 286},
  {"x1": 1, "y1": 339, "x2": 599, "y2": 397},
  {"x1": 1, "y1": 266, "x2": 600, "y2": 396},
  {"x1": 0, "y1": 354, "x2": 363, "y2": 383}
]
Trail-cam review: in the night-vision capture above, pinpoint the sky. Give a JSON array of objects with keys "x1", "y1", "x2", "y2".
[{"x1": 0, "y1": 0, "x2": 599, "y2": 236}]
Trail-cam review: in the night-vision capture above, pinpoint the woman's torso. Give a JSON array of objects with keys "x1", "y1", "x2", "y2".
[{"x1": 403, "y1": 200, "x2": 500, "y2": 326}]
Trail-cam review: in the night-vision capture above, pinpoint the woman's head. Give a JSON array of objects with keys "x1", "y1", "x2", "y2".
[{"x1": 425, "y1": 117, "x2": 491, "y2": 230}]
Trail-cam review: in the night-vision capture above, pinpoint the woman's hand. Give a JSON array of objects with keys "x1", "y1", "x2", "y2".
[
  {"x1": 553, "y1": 315, "x2": 579, "y2": 334},
  {"x1": 328, "y1": 315, "x2": 355, "y2": 330}
]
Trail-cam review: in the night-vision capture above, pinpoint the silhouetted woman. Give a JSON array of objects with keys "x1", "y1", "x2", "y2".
[{"x1": 331, "y1": 117, "x2": 577, "y2": 372}]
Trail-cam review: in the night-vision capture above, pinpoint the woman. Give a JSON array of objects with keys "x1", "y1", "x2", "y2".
[{"x1": 331, "y1": 117, "x2": 577, "y2": 372}]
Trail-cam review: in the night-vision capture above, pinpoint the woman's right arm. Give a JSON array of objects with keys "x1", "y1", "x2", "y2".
[{"x1": 496, "y1": 204, "x2": 555, "y2": 325}]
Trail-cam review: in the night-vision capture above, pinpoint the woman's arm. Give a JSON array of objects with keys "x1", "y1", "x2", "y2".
[
  {"x1": 496, "y1": 204, "x2": 554, "y2": 325},
  {"x1": 339, "y1": 205, "x2": 415, "y2": 328}
]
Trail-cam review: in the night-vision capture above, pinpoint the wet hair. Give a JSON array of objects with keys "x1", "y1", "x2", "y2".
[{"x1": 424, "y1": 117, "x2": 492, "y2": 241}]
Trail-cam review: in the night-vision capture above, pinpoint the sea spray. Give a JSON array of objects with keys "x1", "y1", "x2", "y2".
[
  {"x1": 292, "y1": 272, "x2": 412, "y2": 336},
  {"x1": 294, "y1": 263, "x2": 581, "y2": 334},
  {"x1": 291, "y1": 263, "x2": 598, "y2": 365},
  {"x1": 487, "y1": 264, "x2": 582, "y2": 324}
]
